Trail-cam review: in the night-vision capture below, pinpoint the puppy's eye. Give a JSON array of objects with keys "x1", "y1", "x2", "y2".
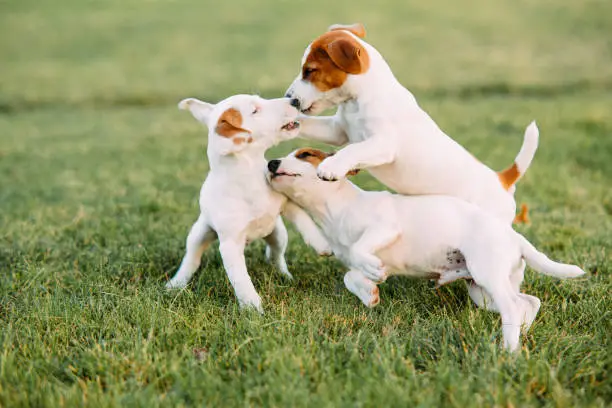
[
  {"x1": 296, "y1": 151, "x2": 311, "y2": 159},
  {"x1": 303, "y1": 67, "x2": 317, "y2": 78},
  {"x1": 252, "y1": 106, "x2": 260, "y2": 115}
]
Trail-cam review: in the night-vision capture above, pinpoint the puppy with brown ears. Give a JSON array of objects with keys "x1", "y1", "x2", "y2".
[
  {"x1": 166, "y1": 95, "x2": 331, "y2": 313},
  {"x1": 267, "y1": 148, "x2": 584, "y2": 351},
  {"x1": 285, "y1": 23, "x2": 538, "y2": 225}
]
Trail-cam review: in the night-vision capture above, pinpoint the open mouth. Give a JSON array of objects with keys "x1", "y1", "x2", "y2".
[
  {"x1": 271, "y1": 171, "x2": 301, "y2": 179},
  {"x1": 281, "y1": 121, "x2": 300, "y2": 131}
]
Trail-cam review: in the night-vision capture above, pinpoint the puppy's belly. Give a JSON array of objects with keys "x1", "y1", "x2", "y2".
[{"x1": 381, "y1": 246, "x2": 471, "y2": 285}]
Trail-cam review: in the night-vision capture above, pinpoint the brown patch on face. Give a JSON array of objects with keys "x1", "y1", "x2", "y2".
[
  {"x1": 498, "y1": 162, "x2": 521, "y2": 190},
  {"x1": 328, "y1": 23, "x2": 366, "y2": 39},
  {"x1": 294, "y1": 148, "x2": 330, "y2": 167},
  {"x1": 302, "y1": 31, "x2": 370, "y2": 92},
  {"x1": 513, "y1": 203, "x2": 529, "y2": 224},
  {"x1": 215, "y1": 108, "x2": 250, "y2": 138},
  {"x1": 294, "y1": 148, "x2": 360, "y2": 176}
]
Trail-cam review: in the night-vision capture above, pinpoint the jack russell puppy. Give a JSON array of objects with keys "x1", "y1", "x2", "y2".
[
  {"x1": 166, "y1": 95, "x2": 331, "y2": 313},
  {"x1": 266, "y1": 148, "x2": 585, "y2": 351},
  {"x1": 285, "y1": 23, "x2": 538, "y2": 225}
]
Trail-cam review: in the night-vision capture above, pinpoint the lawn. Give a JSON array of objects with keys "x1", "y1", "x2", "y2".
[{"x1": 1, "y1": 0, "x2": 611, "y2": 406}]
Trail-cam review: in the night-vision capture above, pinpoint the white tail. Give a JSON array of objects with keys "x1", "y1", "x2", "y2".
[
  {"x1": 517, "y1": 233, "x2": 585, "y2": 279},
  {"x1": 514, "y1": 121, "x2": 539, "y2": 174}
]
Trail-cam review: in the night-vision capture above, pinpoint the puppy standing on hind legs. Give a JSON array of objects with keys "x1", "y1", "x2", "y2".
[
  {"x1": 285, "y1": 23, "x2": 538, "y2": 225},
  {"x1": 166, "y1": 95, "x2": 331, "y2": 313}
]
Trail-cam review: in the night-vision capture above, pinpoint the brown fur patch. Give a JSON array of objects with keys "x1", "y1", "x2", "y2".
[
  {"x1": 215, "y1": 108, "x2": 250, "y2": 138},
  {"x1": 294, "y1": 148, "x2": 330, "y2": 167},
  {"x1": 294, "y1": 148, "x2": 360, "y2": 176},
  {"x1": 302, "y1": 31, "x2": 370, "y2": 92},
  {"x1": 498, "y1": 162, "x2": 521, "y2": 190},
  {"x1": 329, "y1": 23, "x2": 366, "y2": 39},
  {"x1": 232, "y1": 136, "x2": 253, "y2": 145},
  {"x1": 513, "y1": 203, "x2": 529, "y2": 224}
]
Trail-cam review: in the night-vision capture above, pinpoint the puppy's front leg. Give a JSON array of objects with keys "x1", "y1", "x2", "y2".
[
  {"x1": 218, "y1": 237, "x2": 263, "y2": 313},
  {"x1": 298, "y1": 115, "x2": 349, "y2": 146},
  {"x1": 282, "y1": 201, "x2": 332, "y2": 256},
  {"x1": 317, "y1": 136, "x2": 396, "y2": 181},
  {"x1": 350, "y1": 226, "x2": 401, "y2": 282}
]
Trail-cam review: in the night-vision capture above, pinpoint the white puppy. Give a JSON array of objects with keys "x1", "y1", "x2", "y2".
[
  {"x1": 285, "y1": 23, "x2": 537, "y2": 224},
  {"x1": 166, "y1": 95, "x2": 331, "y2": 313},
  {"x1": 266, "y1": 148, "x2": 585, "y2": 351}
]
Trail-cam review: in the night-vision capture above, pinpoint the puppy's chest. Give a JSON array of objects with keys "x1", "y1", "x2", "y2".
[
  {"x1": 339, "y1": 104, "x2": 369, "y2": 142},
  {"x1": 243, "y1": 192, "x2": 284, "y2": 240}
]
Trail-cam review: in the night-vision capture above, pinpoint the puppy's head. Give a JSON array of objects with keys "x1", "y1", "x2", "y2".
[
  {"x1": 179, "y1": 95, "x2": 300, "y2": 155},
  {"x1": 285, "y1": 23, "x2": 370, "y2": 115},
  {"x1": 266, "y1": 148, "x2": 359, "y2": 204}
]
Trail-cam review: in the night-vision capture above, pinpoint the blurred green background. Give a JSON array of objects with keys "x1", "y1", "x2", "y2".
[{"x1": 1, "y1": 0, "x2": 610, "y2": 406}]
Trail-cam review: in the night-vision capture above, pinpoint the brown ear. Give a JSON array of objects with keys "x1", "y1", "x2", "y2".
[
  {"x1": 215, "y1": 108, "x2": 251, "y2": 138},
  {"x1": 329, "y1": 23, "x2": 366, "y2": 39},
  {"x1": 326, "y1": 35, "x2": 369, "y2": 75}
]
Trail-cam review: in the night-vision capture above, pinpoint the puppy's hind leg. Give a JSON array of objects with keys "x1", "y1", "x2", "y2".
[
  {"x1": 264, "y1": 217, "x2": 293, "y2": 280},
  {"x1": 467, "y1": 281, "x2": 499, "y2": 312},
  {"x1": 466, "y1": 251, "x2": 522, "y2": 352},
  {"x1": 167, "y1": 214, "x2": 217, "y2": 289},
  {"x1": 511, "y1": 258, "x2": 541, "y2": 331}
]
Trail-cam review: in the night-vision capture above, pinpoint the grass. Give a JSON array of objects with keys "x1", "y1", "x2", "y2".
[{"x1": 1, "y1": 0, "x2": 611, "y2": 406}]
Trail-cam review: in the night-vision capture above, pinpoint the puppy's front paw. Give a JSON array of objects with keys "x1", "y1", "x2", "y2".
[
  {"x1": 317, "y1": 157, "x2": 349, "y2": 182},
  {"x1": 238, "y1": 293, "x2": 264, "y2": 314},
  {"x1": 354, "y1": 253, "x2": 387, "y2": 283},
  {"x1": 166, "y1": 278, "x2": 188, "y2": 290}
]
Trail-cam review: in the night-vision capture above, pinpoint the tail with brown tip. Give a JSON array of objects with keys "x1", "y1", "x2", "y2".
[{"x1": 498, "y1": 121, "x2": 539, "y2": 190}]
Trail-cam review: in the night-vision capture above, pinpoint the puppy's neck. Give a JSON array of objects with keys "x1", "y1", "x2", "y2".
[
  {"x1": 345, "y1": 48, "x2": 413, "y2": 106},
  {"x1": 207, "y1": 144, "x2": 267, "y2": 173},
  {"x1": 300, "y1": 180, "x2": 361, "y2": 225}
]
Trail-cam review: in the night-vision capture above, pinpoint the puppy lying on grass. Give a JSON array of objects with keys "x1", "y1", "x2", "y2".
[
  {"x1": 166, "y1": 96, "x2": 330, "y2": 313},
  {"x1": 266, "y1": 148, "x2": 585, "y2": 351}
]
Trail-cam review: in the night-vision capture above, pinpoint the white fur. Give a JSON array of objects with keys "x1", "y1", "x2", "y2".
[
  {"x1": 166, "y1": 95, "x2": 331, "y2": 313},
  {"x1": 267, "y1": 151, "x2": 585, "y2": 351},
  {"x1": 286, "y1": 28, "x2": 539, "y2": 224}
]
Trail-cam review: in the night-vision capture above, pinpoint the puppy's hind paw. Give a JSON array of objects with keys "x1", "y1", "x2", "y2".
[{"x1": 367, "y1": 286, "x2": 380, "y2": 308}]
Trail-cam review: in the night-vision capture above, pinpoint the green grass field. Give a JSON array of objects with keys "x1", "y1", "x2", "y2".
[{"x1": 1, "y1": 0, "x2": 611, "y2": 406}]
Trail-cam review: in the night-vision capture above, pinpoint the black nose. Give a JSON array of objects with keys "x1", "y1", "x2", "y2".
[
  {"x1": 268, "y1": 159, "x2": 281, "y2": 173},
  {"x1": 289, "y1": 98, "x2": 301, "y2": 110}
]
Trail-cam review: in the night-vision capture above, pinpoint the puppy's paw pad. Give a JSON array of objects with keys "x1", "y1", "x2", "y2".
[{"x1": 368, "y1": 287, "x2": 380, "y2": 307}]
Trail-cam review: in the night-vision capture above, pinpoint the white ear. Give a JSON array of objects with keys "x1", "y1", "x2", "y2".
[{"x1": 178, "y1": 98, "x2": 214, "y2": 123}]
